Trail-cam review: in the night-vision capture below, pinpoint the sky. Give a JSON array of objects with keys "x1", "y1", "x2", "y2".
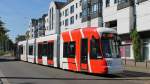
[{"x1": 0, "y1": 0, "x2": 65, "y2": 42}]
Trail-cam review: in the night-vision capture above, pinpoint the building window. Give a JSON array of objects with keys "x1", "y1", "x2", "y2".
[
  {"x1": 60, "y1": 22, "x2": 62, "y2": 26},
  {"x1": 92, "y1": 3, "x2": 98, "y2": 13},
  {"x1": 65, "y1": 19, "x2": 69, "y2": 26},
  {"x1": 114, "y1": 0, "x2": 118, "y2": 3},
  {"x1": 120, "y1": 45, "x2": 131, "y2": 57},
  {"x1": 98, "y1": 2, "x2": 102, "y2": 13},
  {"x1": 118, "y1": 0, "x2": 128, "y2": 4},
  {"x1": 80, "y1": 12, "x2": 82, "y2": 18},
  {"x1": 63, "y1": 20, "x2": 64, "y2": 25},
  {"x1": 106, "y1": 0, "x2": 110, "y2": 7},
  {"x1": 80, "y1": 0, "x2": 82, "y2": 6},
  {"x1": 65, "y1": 9, "x2": 69, "y2": 16},
  {"x1": 76, "y1": 3, "x2": 78, "y2": 8},
  {"x1": 70, "y1": 5, "x2": 74, "y2": 14},
  {"x1": 82, "y1": 9, "x2": 87, "y2": 17},
  {"x1": 70, "y1": 16, "x2": 74, "y2": 24},
  {"x1": 76, "y1": 14, "x2": 78, "y2": 20},
  {"x1": 105, "y1": 20, "x2": 117, "y2": 28}
]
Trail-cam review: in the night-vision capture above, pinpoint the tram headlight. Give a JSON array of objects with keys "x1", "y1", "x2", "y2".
[{"x1": 107, "y1": 60, "x2": 112, "y2": 66}]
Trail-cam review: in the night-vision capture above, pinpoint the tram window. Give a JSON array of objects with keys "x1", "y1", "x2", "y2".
[
  {"x1": 42, "y1": 43, "x2": 48, "y2": 56},
  {"x1": 38, "y1": 43, "x2": 42, "y2": 58},
  {"x1": 63, "y1": 42, "x2": 69, "y2": 58},
  {"x1": 69, "y1": 41, "x2": 76, "y2": 58},
  {"x1": 19, "y1": 46, "x2": 23, "y2": 54},
  {"x1": 47, "y1": 42, "x2": 54, "y2": 59},
  {"x1": 81, "y1": 39, "x2": 88, "y2": 57},
  {"x1": 29, "y1": 45, "x2": 33, "y2": 55},
  {"x1": 90, "y1": 37, "x2": 102, "y2": 59}
]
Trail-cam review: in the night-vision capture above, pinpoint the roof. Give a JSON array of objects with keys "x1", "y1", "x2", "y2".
[{"x1": 54, "y1": 1, "x2": 66, "y2": 9}]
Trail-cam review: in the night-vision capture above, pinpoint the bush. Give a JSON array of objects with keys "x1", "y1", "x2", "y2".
[
  {"x1": 0, "y1": 50, "x2": 11, "y2": 56},
  {"x1": 0, "y1": 50, "x2": 5, "y2": 56}
]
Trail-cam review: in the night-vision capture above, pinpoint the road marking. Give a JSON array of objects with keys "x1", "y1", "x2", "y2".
[{"x1": 0, "y1": 70, "x2": 10, "y2": 84}]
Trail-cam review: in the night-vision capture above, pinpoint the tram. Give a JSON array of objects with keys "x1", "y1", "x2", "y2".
[{"x1": 18, "y1": 27, "x2": 123, "y2": 74}]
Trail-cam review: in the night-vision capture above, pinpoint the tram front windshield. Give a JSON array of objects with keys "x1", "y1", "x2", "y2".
[{"x1": 101, "y1": 34, "x2": 120, "y2": 58}]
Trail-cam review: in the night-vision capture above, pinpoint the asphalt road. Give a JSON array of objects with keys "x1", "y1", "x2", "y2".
[{"x1": 0, "y1": 56, "x2": 149, "y2": 84}]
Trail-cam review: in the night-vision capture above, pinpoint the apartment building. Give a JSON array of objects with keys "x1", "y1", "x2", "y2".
[
  {"x1": 45, "y1": 1, "x2": 66, "y2": 35},
  {"x1": 100, "y1": 0, "x2": 134, "y2": 60},
  {"x1": 29, "y1": 19, "x2": 38, "y2": 39},
  {"x1": 27, "y1": 0, "x2": 150, "y2": 61},
  {"x1": 37, "y1": 14, "x2": 47, "y2": 37},
  {"x1": 81, "y1": 0, "x2": 103, "y2": 28},
  {"x1": 59, "y1": 0, "x2": 150, "y2": 61},
  {"x1": 136, "y1": 0, "x2": 150, "y2": 61},
  {"x1": 60, "y1": 0, "x2": 82, "y2": 32},
  {"x1": 45, "y1": 15, "x2": 49, "y2": 34},
  {"x1": 28, "y1": 14, "x2": 47, "y2": 39}
]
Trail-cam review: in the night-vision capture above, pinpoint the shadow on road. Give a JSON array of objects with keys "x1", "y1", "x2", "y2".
[
  {"x1": 121, "y1": 70, "x2": 150, "y2": 78},
  {"x1": 0, "y1": 77, "x2": 150, "y2": 80},
  {"x1": 63, "y1": 70, "x2": 150, "y2": 78}
]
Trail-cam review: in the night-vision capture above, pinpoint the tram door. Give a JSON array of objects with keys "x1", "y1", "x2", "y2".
[{"x1": 80, "y1": 39, "x2": 88, "y2": 71}]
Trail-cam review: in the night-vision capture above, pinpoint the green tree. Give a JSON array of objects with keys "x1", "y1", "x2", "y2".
[
  {"x1": 0, "y1": 18, "x2": 9, "y2": 51},
  {"x1": 0, "y1": 18, "x2": 13, "y2": 55},
  {"x1": 130, "y1": 29, "x2": 142, "y2": 62},
  {"x1": 15, "y1": 35, "x2": 26, "y2": 43},
  {"x1": 25, "y1": 30, "x2": 30, "y2": 40}
]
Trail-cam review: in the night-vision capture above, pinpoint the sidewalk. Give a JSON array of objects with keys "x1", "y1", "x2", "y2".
[
  {"x1": 122, "y1": 60, "x2": 150, "y2": 73},
  {"x1": 124, "y1": 65, "x2": 150, "y2": 73}
]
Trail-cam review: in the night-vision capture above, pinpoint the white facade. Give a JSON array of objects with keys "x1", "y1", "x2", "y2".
[
  {"x1": 45, "y1": 15, "x2": 49, "y2": 34},
  {"x1": 102, "y1": 0, "x2": 133, "y2": 34},
  {"x1": 136, "y1": 0, "x2": 150, "y2": 61},
  {"x1": 136, "y1": 0, "x2": 150, "y2": 32},
  {"x1": 60, "y1": 0, "x2": 82, "y2": 32},
  {"x1": 103, "y1": 0, "x2": 118, "y2": 22},
  {"x1": 28, "y1": 20, "x2": 37, "y2": 39},
  {"x1": 45, "y1": 1, "x2": 62, "y2": 36},
  {"x1": 117, "y1": 7, "x2": 132, "y2": 34}
]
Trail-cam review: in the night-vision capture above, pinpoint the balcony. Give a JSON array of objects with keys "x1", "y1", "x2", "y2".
[
  {"x1": 117, "y1": 0, "x2": 134, "y2": 10},
  {"x1": 137, "y1": 0, "x2": 148, "y2": 4}
]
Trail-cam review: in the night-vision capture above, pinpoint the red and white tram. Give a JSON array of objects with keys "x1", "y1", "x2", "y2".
[
  {"x1": 60, "y1": 27, "x2": 123, "y2": 74},
  {"x1": 18, "y1": 41, "x2": 28, "y2": 61},
  {"x1": 36, "y1": 34, "x2": 59, "y2": 67},
  {"x1": 18, "y1": 27, "x2": 123, "y2": 74},
  {"x1": 27, "y1": 39, "x2": 35, "y2": 63}
]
